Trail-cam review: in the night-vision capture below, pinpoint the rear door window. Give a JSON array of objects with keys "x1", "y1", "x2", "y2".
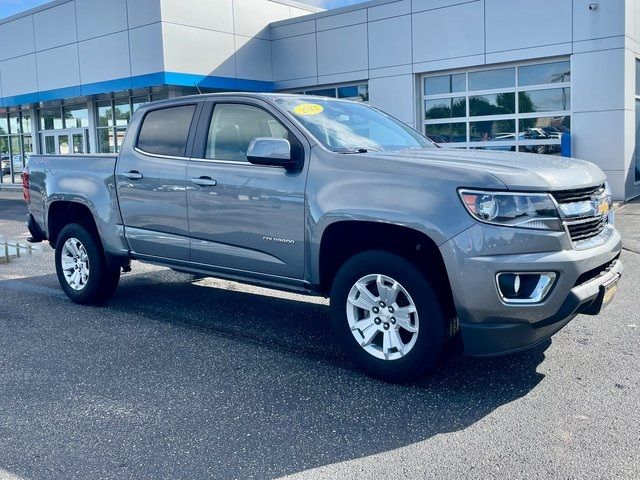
[{"x1": 137, "y1": 105, "x2": 197, "y2": 157}]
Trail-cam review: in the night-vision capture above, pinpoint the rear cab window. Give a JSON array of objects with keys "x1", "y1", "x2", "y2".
[{"x1": 137, "y1": 104, "x2": 197, "y2": 157}]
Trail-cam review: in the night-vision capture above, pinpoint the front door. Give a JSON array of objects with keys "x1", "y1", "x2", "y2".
[
  {"x1": 186, "y1": 100, "x2": 308, "y2": 280},
  {"x1": 116, "y1": 102, "x2": 200, "y2": 261}
]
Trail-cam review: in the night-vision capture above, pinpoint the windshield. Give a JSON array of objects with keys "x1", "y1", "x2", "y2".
[{"x1": 275, "y1": 97, "x2": 435, "y2": 153}]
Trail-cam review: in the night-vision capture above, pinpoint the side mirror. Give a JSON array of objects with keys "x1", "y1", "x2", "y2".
[{"x1": 247, "y1": 138, "x2": 298, "y2": 169}]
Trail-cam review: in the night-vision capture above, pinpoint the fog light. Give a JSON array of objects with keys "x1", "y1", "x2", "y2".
[{"x1": 496, "y1": 272, "x2": 556, "y2": 304}]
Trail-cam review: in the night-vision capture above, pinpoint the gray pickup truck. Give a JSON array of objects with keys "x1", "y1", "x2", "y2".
[{"x1": 24, "y1": 93, "x2": 622, "y2": 381}]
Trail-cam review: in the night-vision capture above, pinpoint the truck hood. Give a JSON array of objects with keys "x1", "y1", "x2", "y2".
[{"x1": 370, "y1": 148, "x2": 606, "y2": 191}]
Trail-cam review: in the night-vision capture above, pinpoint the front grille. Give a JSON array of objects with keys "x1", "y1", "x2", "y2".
[
  {"x1": 566, "y1": 216, "x2": 607, "y2": 242},
  {"x1": 552, "y1": 184, "x2": 604, "y2": 204}
]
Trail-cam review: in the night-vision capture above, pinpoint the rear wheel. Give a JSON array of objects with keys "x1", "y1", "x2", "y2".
[
  {"x1": 54, "y1": 223, "x2": 120, "y2": 305},
  {"x1": 330, "y1": 250, "x2": 449, "y2": 382}
]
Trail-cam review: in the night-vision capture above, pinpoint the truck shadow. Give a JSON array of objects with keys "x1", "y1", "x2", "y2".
[{"x1": 1, "y1": 269, "x2": 547, "y2": 479}]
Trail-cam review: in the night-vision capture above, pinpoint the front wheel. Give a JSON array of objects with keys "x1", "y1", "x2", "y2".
[
  {"x1": 54, "y1": 223, "x2": 120, "y2": 305},
  {"x1": 330, "y1": 250, "x2": 449, "y2": 382}
]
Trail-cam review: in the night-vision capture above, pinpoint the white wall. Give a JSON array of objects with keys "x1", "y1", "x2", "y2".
[
  {"x1": 0, "y1": 0, "x2": 318, "y2": 103},
  {"x1": 160, "y1": 0, "x2": 318, "y2": 82}
]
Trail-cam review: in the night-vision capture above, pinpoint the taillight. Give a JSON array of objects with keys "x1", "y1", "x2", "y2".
[{"x1": 22, "y1": 171, "x2": 30, "y2": 204}]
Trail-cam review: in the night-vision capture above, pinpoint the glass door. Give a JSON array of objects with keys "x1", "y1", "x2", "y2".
[{"x1": 40, "y1": 129, "x2": 88, "y2": 155}]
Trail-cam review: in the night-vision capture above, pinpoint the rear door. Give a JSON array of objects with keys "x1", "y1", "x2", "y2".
[
  {"x1": 116, "y1": 101, "x2": 201, "y2": 260},
  {"x1": 186, "y1": 98, "x2": 309, "y2": 280}
]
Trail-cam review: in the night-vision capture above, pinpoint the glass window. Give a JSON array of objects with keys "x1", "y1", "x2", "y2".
[
  {"x1": 114, "y1": 99, "x2": 131, "y2": 127},
  {"x1": 115, "y1": 127, "x2": 127, "y2": 152},
  {"x1": 97, "y1": 128, "x2": 115, "y2": 154},
  {"x1": 469, "y1": 68, "x2": 515, "y2": 91},
  {"x1": 206, "y1": 104, "x2": 288, "y2": 161},
  {"x1": 21, "y1": 136, "x2": 33, "y2": 171},
  {"x1": 519, "y1": 117, "x2": 570, "y2": 137},
  {"x1": 469, "y1": 93, "x2": 515, "y2": 116},
  {"x1": 519, "y1": 61, "x2": 570, "y2": 86},
  {"x1": 64, "y1": 106, "x2": 89, "y2": 128},
  {"x1": 519, "y1": 88, "x2": 570, "y2": 113},
  {"x1": 469, "y1": 120, "x2": 515, "y2": 142},
  {"x1": 40, "y1": 108, "x2": 63, "y2": 130},
  {"x1": 9, "y1": 113, "x2": 21, "y2": 134},
  {"x1": 424, "y1": 74, "x2": 465, "y2": 95},
  {"x1": 424, "y1": 123, "x2": 466, "y2": 143},
  {"x1": 58, "y1": 135, "x2": 70, "y2": 155},
  {"x1": 97, "y1": 101, "x2": 113, "y2": 128},
  {"x1": 21, "y1": 113, "x2": 31, "y2": 133},
  {"x1": 44, "y1": 135, "x2": 56, "y2": 155},
  {"x1": 306, "y1": 88, "x2": 336, "y2": 98},
  {"x1": 72, "y1": 133, "x2": 85, "y2": 154},
  {"x1": 0, "y1": 115, "x2": 8, "y2": 134},
  {"x1": 425, "y1": 97, "x2": 466, "y2": 119},
  {"x1": 338, "y1": 84, "x2": 369, "y2": 102},
  {"x1": 137, "y1": 105, "x2": 196, "y2": 157},
  {"x1": 151, "y1": 93, "x2": 169, "y2": 102}
]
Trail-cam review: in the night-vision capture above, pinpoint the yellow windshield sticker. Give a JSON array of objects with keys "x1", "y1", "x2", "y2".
[{"x1": 292, "y1": 103, "x2": 324, "y2": 116}]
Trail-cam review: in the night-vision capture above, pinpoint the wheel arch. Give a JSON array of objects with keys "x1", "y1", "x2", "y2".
[
  {"x1": 316, "y1": 220, "x2": 457, "y2": 322},
  {"x1": 47, "y1": 200, "x2": 101, "y2": 249}
]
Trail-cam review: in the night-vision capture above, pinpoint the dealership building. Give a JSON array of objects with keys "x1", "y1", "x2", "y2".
[{"x1": 1, "y1": 0, "x2": 639, "y2": 200}]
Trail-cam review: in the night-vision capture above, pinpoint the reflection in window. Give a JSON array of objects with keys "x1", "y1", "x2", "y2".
[
  {"x1": 469, "y1": 93, "x2": 515, "y2": 117},
  {"x1": 468, "y1": 68, "x2": 515, "y2": 91},
  {"x1": 469, "y1": 120, "x2": 515, "y2": 142},
  {"x1": 294, "y1": 83, "x2": 369, "y2": 102},
  {"x1": 338, "y1": 84, "x2": 369, "y2": 101},
  {"x1": 137, "y1": 105, "x2": 196, "y2": 157},
  {"x1": 425, "y1": 123, "x2": 466, "y2": 143},
  {"x1": 307, "y1": 88, "x2": 336, "y2": 98},
  {"x1": 98, "y1": 128, "x2": 115, "y2": 154},
  {"x1": 423, "y1": 60, "x2": 571, "y2": 154},
  {"x1": 424, "y1": 74, "x2": 465, "y2": 95},
  {"x1": 205, "y1": 104, "x2": 288, "y2": 162},
  {"x1": 1, "y1": 111, "x2": 33, "y2": 184},
  {"x1": 114, "y1": 99, "x2": 131, "y2": 127},
  {"x1": 425, "y1": 97, "x2": 466, "y2": 119},
  {"x1": 519, "y1": 88, "x2": 570, "y2": 113},
  {"x1": 40, "y1": 108, "x2": 63, "y2": 130},
  {"x1": 519, "y1": 61, "x2": 570, "y2": 86},
  {"x1": 97, "y1": 101, "x2": 112, "y2": 127},
  {"x1": 64, "y1": 106, "x2": 89, "y2": 128}
]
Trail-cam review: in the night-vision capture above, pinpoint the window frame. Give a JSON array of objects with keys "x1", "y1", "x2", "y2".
[
  {"x1": 190, "y1": 98, "x2": 307, "y2": 168},
  {"x1": 421, "y1": 58, "x2": 571, "y2": 153},
  {"x1": 134, "y1": 102, "x2": 201, "y2": 160}
]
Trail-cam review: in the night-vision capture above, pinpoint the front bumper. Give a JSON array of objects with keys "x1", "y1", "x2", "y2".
[{"x1": 440, "y1": 223, "x2": 623, "y2": 356}]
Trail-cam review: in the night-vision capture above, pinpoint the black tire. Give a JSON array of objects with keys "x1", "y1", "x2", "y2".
[
  {"x1": 54, "y1": 223, "x2": 120, "y2": 305},
  {"x1": 330, "y1": 250, "x2": 449, "y2": 383}
]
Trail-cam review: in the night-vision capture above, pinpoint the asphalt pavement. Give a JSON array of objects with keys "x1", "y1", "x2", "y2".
[{"x1": 0, "y1": 196, "x2": 638, "y2": 480}]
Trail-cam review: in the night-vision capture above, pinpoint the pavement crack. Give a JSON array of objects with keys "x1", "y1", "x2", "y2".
[{"x1": 622, "y1": 247, "x2": 640, "y2": 256}]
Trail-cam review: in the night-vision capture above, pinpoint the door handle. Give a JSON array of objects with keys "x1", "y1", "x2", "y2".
[
  {"x1": 123, "y1": 170, "x2": 143, "y2": 180},
  {"x1": 191, "y1": 176, "x2": 218, "y2": 187}
]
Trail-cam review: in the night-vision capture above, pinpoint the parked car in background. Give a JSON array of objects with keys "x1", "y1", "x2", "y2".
[
  {"x1": 23, "y1": 93, "x2": 622, "y2": 382},
  {"x1": 1, "y1": 155, "x2": 10, "y2": 175}
]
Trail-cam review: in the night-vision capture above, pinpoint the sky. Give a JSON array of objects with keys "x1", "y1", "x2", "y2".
[{"x1": 0, "y1": 0, "x2": 368, "y2": 20}]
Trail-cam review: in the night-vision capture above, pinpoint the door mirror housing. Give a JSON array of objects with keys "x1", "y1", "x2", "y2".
[{"x1": 247, "y1": 138, "x2": 298, "y2": 169}]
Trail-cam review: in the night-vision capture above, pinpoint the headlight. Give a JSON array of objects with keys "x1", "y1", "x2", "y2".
[{"x1": 459, "y1": 189, "x2": 563, "y2": 231}]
